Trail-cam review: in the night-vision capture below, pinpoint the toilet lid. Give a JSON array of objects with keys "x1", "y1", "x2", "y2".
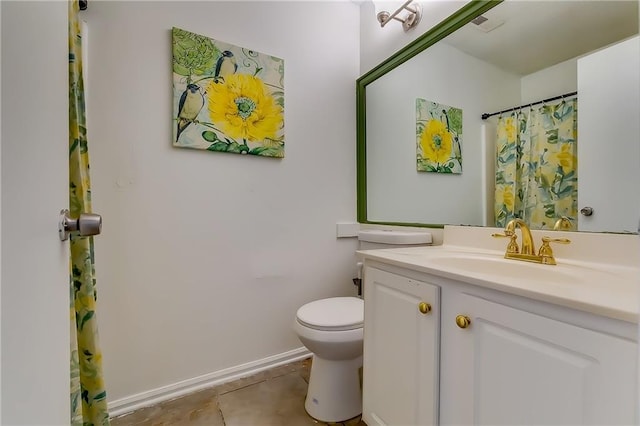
[{"x1": 296, "y1": 297, "x2": 364, "y2": 331}]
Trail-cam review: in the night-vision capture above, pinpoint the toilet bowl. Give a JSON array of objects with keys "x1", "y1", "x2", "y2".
[
  {"x1": 294, "y1": 230, "x2": 433, "y2": 422},
  {"x1": 294, "y1": 296, "x2": 364, "y2": 423}
]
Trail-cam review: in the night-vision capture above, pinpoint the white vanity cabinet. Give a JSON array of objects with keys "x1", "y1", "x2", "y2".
[
  {"x1": 440, "y1": 291, "x2": 637, "y2": 425},
  {"x1": 362, "y1": 266, "x2": 440, "y2": 426},
  {"x1": 362, "y1": 261, "x2": 638, "y2": 426}
]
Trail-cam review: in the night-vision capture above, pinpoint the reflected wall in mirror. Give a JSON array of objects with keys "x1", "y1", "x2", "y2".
[{"x1": 357, "y1": 0, "x2": 639, "y2": 233}]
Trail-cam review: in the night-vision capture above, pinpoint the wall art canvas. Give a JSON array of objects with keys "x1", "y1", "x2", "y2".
[
  {"x1": 172, "y1": 27, "x2": 285, "y2": 158},
  {"x1": 416, "y1": 98, "x2": 462, "y2": 173}
]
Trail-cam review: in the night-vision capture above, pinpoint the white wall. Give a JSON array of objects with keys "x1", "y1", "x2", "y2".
[
  {"x1": 520, "y1": 57, "x2": 577, "y2": 105},
  {"x1": 359, "y1": 0, "x2": 465, "y2": 73},
  {"x1": 366, "y1": 41, "x2": 521, "y2": 225},
  {"x1": 82, "y1": 1, "x2": 360, "y2": 404}
]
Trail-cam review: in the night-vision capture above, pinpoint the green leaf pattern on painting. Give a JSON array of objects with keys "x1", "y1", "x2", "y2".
[
  {"x1": 271, "y1": 91, "x2": 285, "y2": 108},
  {"x1": 250, "y1": 146, "x2": 284, "y2": 158},
  {"x1": 207, "y1": 140, "x2": 283, "y2": 158},
  {"x1": 226, "y1": 142, "x2": 248, "y2": 153},
  {"x1": 207, "y1": 141, "x2": 229, "y2": 152},
  {"x1": 447, "y1": 107, "x2": 462, "y2": 135},
  {"x1": 172, "y1": 27, "x2": 219, "y2": 78},
  {"x1": 202, "y1": 131, "x2": 218, "y2": 142}
]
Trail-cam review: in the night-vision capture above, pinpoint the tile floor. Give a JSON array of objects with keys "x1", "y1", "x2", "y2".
[{"x1": 111, "y1": 357, "x2": 366, "y2": 426}]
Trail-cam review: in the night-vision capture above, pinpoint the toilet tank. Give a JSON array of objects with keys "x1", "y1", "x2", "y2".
[{"x1": 358, "y1": 229, "x2": 433, "y2": 250}]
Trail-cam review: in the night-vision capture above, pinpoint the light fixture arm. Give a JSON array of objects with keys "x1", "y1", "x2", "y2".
[{"x1": 377, "y1": 0, "x2": 422, "y2": 32}]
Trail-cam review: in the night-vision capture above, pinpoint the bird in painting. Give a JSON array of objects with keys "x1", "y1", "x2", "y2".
[
  {"x1": 442, "y1": 109, "x2": 461, "y2": 162},
  {"x1": 214, "y1": 50, "x2": 238, "y2": 83},
  {"x1": 176, "y1": 83, "x2": 205, "y2": 143}
]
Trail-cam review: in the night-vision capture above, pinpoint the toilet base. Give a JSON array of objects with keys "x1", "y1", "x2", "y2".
[{"x1": 304, "y1": 355, "x2": 362, "y2": 422}]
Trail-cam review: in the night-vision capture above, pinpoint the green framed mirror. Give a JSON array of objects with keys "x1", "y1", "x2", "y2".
[{"x1": 356, "y1": 0, "x2": 639, "y2": 233}]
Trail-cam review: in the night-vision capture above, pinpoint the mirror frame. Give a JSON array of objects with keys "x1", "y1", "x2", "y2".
[{"x1": 356, "y1": 0, "x2": 502, "y2": 227}]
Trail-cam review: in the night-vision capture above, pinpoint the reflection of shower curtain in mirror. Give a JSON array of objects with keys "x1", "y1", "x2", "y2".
[{"x1": 494, "y1": 99, "x2": 577, "y2": 230}]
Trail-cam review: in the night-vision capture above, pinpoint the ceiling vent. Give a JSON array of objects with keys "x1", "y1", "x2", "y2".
[{"x1": 470, "y1": 15, "x2": 505, "y2": 33}]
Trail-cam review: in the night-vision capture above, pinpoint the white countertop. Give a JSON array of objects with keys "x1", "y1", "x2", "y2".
[{"x1": 357, "y1": 244, "x2": 640, "y2": 323}]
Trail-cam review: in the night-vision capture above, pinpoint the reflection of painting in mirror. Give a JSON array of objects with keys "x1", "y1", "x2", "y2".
[
  {"x1": 416, "y1": 98, "x2": 462, "y2": 174},
  {"x1": 360, "y1": 1, "x2": 639, "y2": 232},
  {"x1": 494, "y1": 99, "x2": 577, "y2": 230}
]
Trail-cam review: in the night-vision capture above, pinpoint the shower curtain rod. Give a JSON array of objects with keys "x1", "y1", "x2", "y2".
[{"x1": 481, "y1": 91, "x2": 577, "y2": 120}]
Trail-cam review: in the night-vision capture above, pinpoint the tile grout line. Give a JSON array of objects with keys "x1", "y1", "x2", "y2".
[
  {"x1": 217, "y1": 378, "x2": 269, "y2": 396},
  {"x1": 217, "y1": 366, "x2": 306, "y2": 396},
  {"x1": 216, "y1": 398, "x2": 227, "y2": 426}
]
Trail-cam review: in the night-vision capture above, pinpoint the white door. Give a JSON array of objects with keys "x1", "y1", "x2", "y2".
[
  {"x1": 1, "y1": 1, "x2": 70, "y2": 424},
  {"x1": 362, "y1": 267, "x2": 440, "y2": 426},
  {"x1": 577, "y1": 36, "x2": 640, "y2": 233}
]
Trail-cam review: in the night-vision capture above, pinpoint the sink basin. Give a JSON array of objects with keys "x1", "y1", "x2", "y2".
[
  {"x1": 422, "y1": 252, "x2": 624, "y2": 285},
  {"x1": 426, "y1": 254, "x2": 575, "y2": 282}
]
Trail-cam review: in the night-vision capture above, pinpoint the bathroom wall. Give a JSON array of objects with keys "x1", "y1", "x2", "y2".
[
  {"x1": 359, "y1": 0, "x2": 464, "y2": 73},
  {"x1": 365, "y1": 41, "x2": 521, "y2": 225},
  {"x1": 82, "y1": 1, "x2": 360, "y2": 405},
  {"x1": 520, "y1": 57, "x2": 577, "y2": 104},
  {"x1": 519, "y1": 35, "x2": 640, "y2": 105}
]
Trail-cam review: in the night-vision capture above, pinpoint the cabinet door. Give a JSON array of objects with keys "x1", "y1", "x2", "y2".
[
  {"x1": 441, "y1": 293, "x2": 637, "y2": 425},
  {"x1": 362, "y1": 267, "x2": 440, "y2": 426}
]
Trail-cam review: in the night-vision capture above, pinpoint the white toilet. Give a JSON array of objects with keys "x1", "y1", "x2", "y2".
[
  {"x1": 294, "y1": 230, "x2": 432, "y2": 422},
  {"x1": 294, "y1": 296, "x2": 364, "y2": 422}
]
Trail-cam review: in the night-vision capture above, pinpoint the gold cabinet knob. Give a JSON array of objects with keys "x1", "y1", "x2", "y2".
[
  {"x1": 418, "y1": 302, "x2": 432, "y2": 314},
  {"x1": 455, "y1": 315, "x2": 471, "y2": 329}
]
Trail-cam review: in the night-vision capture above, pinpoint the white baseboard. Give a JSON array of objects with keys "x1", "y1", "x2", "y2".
[{"x1": 108, "y1": 347, "x2": 312, "y2": 418}]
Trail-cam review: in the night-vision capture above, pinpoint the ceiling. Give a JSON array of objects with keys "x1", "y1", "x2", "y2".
[{"x1": 443, "y1": 0, "x2": 639, "y2": 76}]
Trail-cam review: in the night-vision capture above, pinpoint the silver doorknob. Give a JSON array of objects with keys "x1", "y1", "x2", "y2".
[
  {"x1": 59, "y1": 209, "x2": 102, "y2": 241},
  {"x1": 580, "y1": 207, "x2": 594, "y2": 216}
]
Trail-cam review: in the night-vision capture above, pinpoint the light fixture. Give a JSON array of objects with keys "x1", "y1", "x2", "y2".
[{"x1": 375, "y1": 0, "x2": 422, "y2": 32}]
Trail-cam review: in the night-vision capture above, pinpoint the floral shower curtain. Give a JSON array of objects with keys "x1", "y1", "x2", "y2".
[
  {"x1": 494, "y1": 99, "x2": 578, "y2": 230},
  {"x1": 69, "y1": 1, "x2": 110, "y2": 424}
]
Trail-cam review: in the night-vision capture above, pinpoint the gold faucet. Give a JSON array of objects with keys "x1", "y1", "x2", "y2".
[
  {"x1": 492, "y1": 219, "x2": 571, "y2": 265},
  {"x1": 553, "y1": 216, "x2": 573, "y2": 231},
  {"x1": 506, "y1": 218, "x2": 536, "y2": 255}
]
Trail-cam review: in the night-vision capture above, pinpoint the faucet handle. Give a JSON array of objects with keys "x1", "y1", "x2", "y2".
[
  {"x1": 538, "y1": 237, "x2": 571, "y2": 265},
  {"x1": 492, "y1": 233, "x2": 519, "y2": 254},
  {"x1": 541, "y1": 236, "x2": 571, "y2": 244}
]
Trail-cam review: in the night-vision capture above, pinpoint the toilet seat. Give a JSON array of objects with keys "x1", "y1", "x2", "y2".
[{"x1": 296, "y1": 297, "x2": 363, "y2": 331}]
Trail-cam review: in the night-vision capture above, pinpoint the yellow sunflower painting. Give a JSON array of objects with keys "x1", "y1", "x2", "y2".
[
  {"x1": 416, "y1": 98, "x2": 462, "y2": 173},
  {"x1": 172, "y1": 27, "x2": 285, "y2": 158}
]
